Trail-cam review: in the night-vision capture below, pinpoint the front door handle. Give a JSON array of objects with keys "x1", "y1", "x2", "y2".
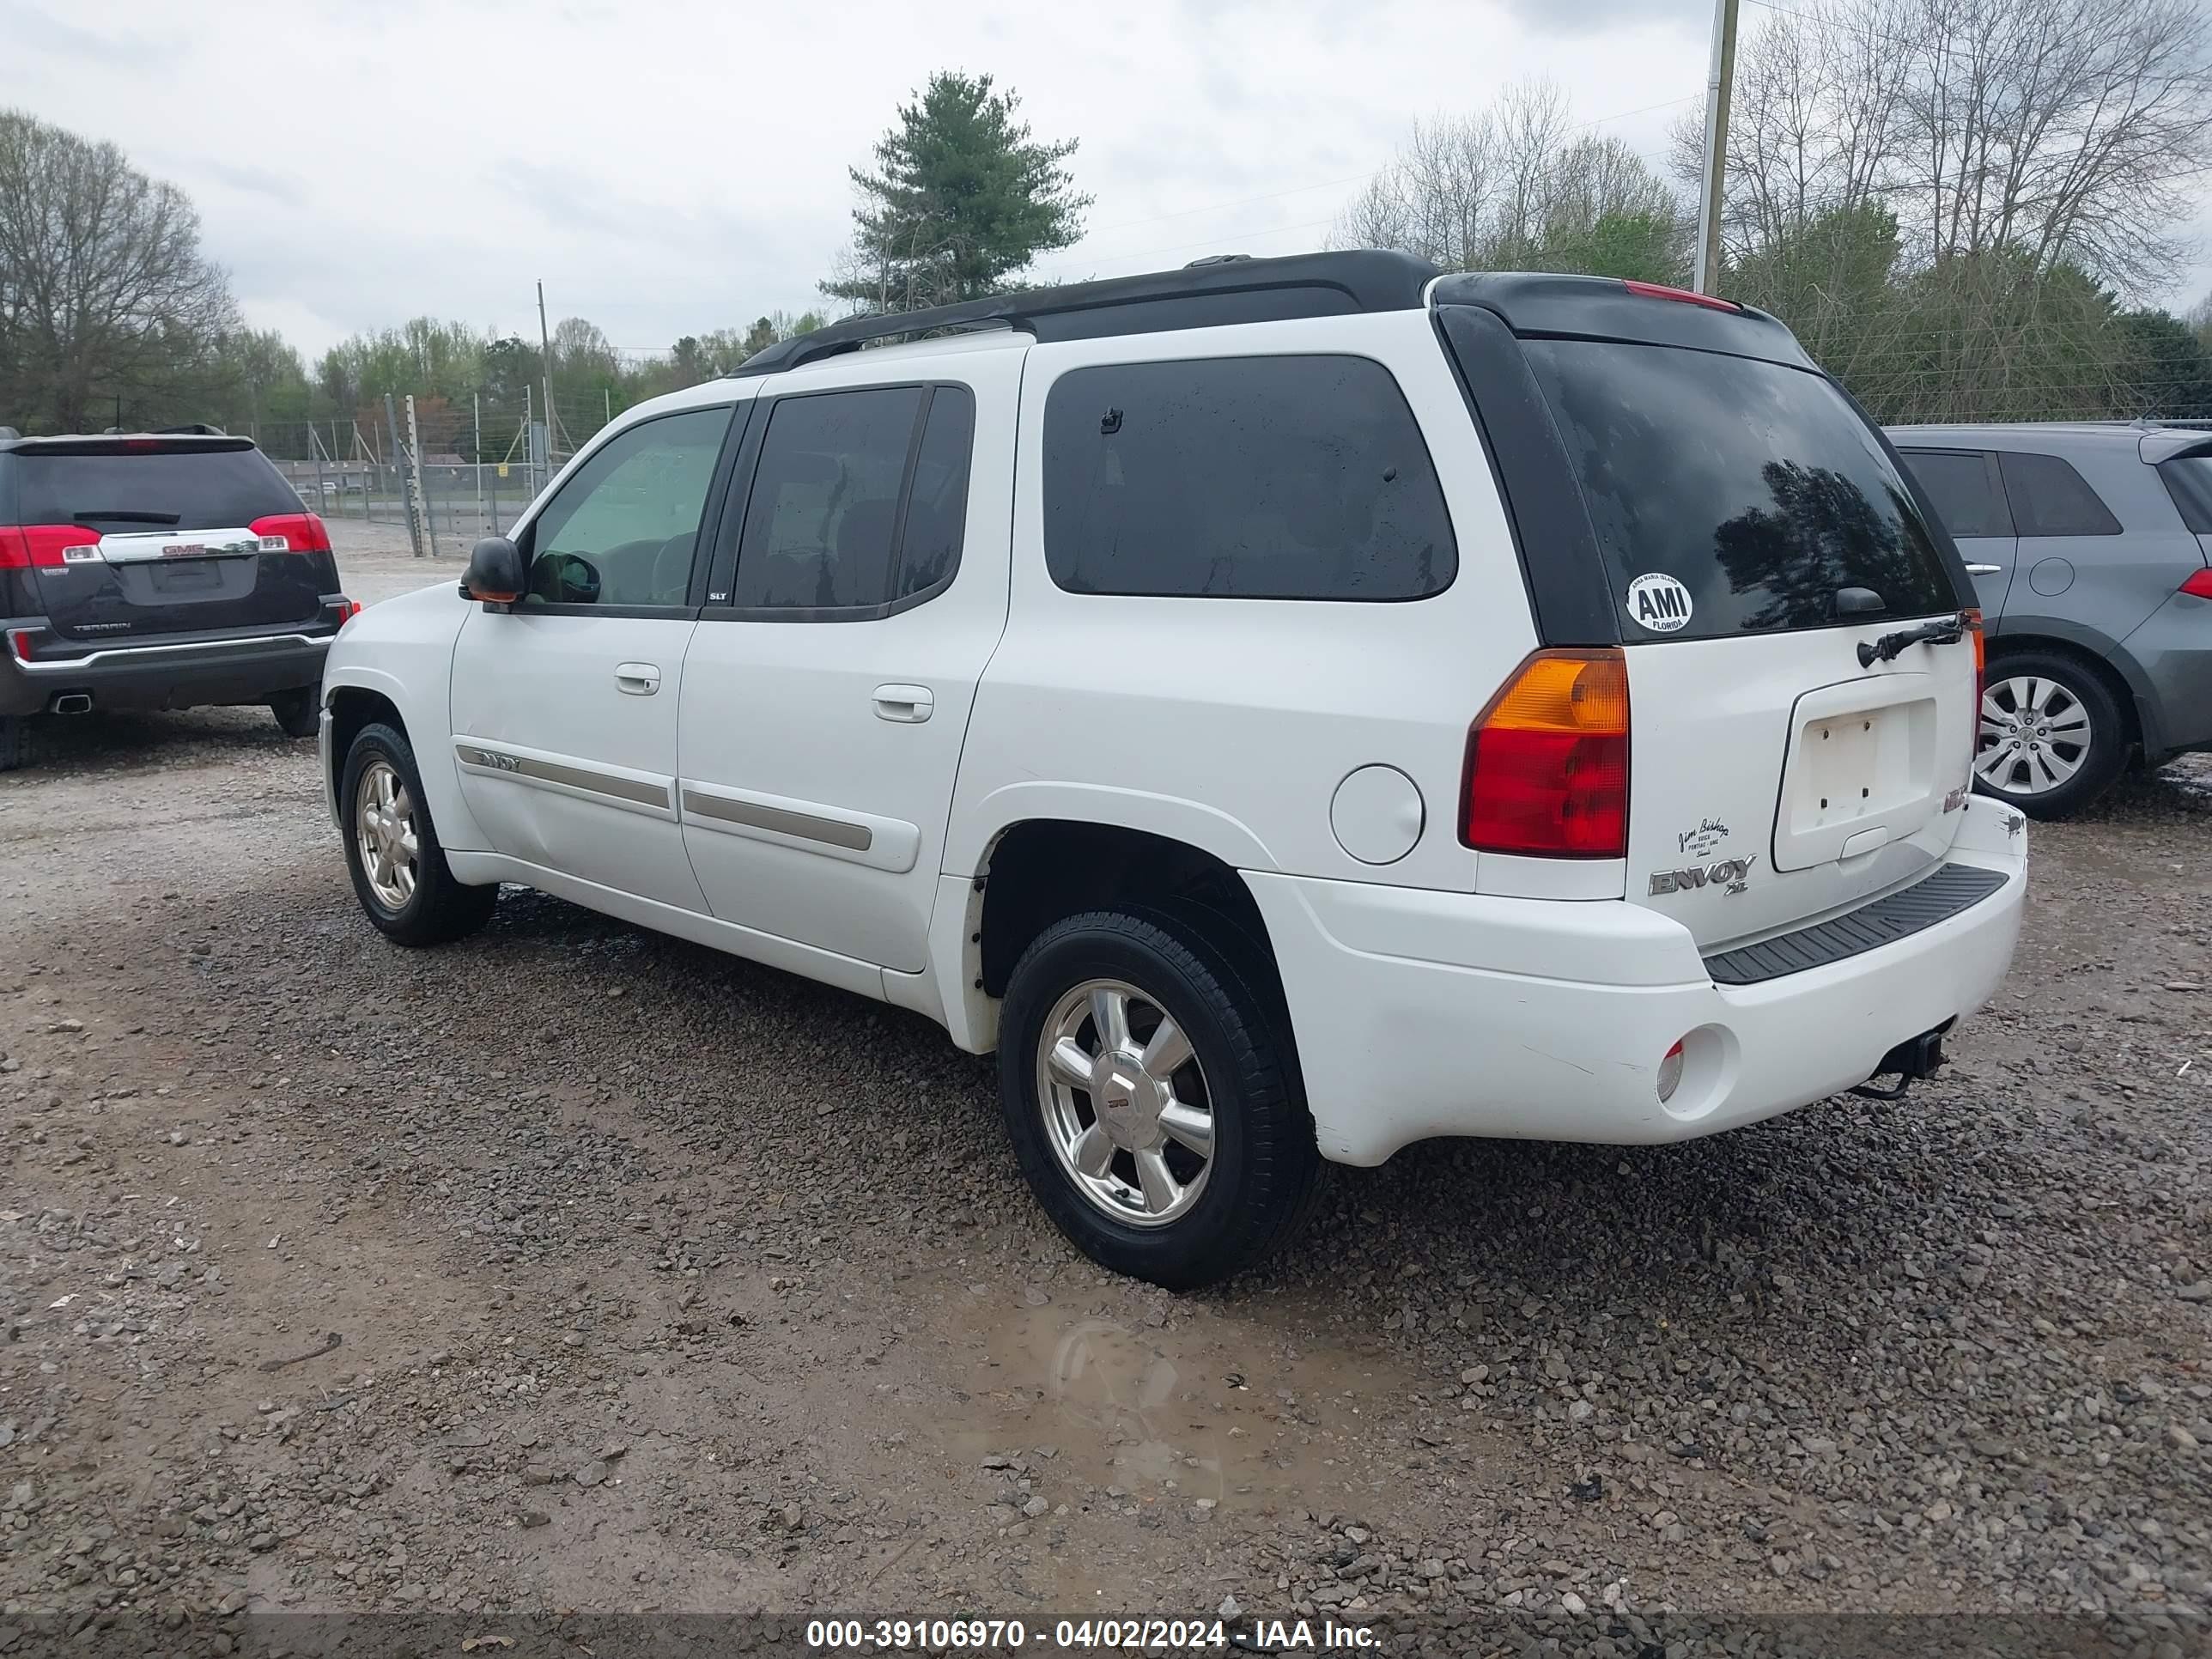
[
  {"x1": 616, "y1": 661, "x2": 661, "y2": 696},
  {"x1": 1965, "y1": 563, "x2": 2004, "y2": 576},
  {"x1": 872, "y1": 683, "x2": 933, "y2": 723}
]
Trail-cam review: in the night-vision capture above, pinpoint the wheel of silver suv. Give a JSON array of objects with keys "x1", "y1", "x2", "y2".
[{"x1": 1977, "y1": 672, "x2": 2094, "y2": 799}]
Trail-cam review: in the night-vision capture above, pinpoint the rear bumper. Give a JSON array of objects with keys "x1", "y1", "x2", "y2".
[
  {"x1": 1245, "y1": 795, "x2": 2028, "y2": 1166},
  {"x1": 0, "y1": 627, "x2": 331, "y2": 717}
]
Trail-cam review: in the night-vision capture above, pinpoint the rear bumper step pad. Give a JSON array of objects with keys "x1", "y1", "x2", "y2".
[{"x1": 1705, "y1": 862, "x2": 2010, "y2": 987}]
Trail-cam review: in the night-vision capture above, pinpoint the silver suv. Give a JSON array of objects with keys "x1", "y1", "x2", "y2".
[{"x1": 1888, "y1": 422, "x2": 2212, "y2": 817}]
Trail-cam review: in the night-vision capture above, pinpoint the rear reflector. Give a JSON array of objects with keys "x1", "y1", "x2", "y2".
[
  {"x1": 1656, "y1": 1039, "x2": 1686, "y2": 1103},
  {"x1": 2181, "y1": 568, "x2": 2212, "y2": 599},
  {"x1": 332, "y1": 598, "x2": 362, "y2": 625},
  {"x1": 1462, "y1": 649, "x2": 1631, "y2": 858},
  {"x1": 249, "y1": 512, "x2": 331, "y2": 553},
  {"x1": 1622, "y1": 278, "x2": 1743, "y2": 313},
  {"x1": 0, "y1": 526, "x2": 101, "y2": 568}
]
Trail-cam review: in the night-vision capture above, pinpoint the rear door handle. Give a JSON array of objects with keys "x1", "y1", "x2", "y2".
[
  {"x1": 616, "y1": 662, "x2": 661, "y2": 696},
  {"x1": 872, "y1": 684, "x2": 933, "y2": 723},
  {"x1": 1965, "y1": 563, "x2": 2004, "y2": 575}
]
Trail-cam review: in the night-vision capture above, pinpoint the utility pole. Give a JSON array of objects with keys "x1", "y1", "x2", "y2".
[
  {"x1": 1692, "y1": 0, "x2": 1741, "y2": 295},
  {"x1": 537, "y1": 279, "x2": 556, "y2": 466}
]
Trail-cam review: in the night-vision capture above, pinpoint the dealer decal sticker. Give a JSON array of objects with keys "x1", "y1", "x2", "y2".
[{"x1": 1626, "y1": 572, "x2": 1693, "y2": 633}]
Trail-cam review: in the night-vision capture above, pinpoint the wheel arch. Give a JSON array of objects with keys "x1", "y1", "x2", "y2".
[
  {"x1": 937, "y1": 816, "x2": 1285, "y2": 1057},
  {"x1": 1984, "y1": 626, "x2": 2148, "y2": 755},
  {"x1": 322, "y1": 665, "x2": 493, "y2": 854}
]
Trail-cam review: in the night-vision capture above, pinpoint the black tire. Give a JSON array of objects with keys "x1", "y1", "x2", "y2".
[
  {"x1": 270, "y1": 687, "x2": 320, "y2": 739},
  {"x1": 998, "y1": 908, "x2": 1321, "y2": 1291},
  {"x1": 1973, "y1": 647, "x2": 2130, "y2": 820},
  {"x1": 339, "y1": 721, "x2": 496, "y2": 946},
  {"x1": 0, "y1": 714, "x2": 28, "y2": 774}
]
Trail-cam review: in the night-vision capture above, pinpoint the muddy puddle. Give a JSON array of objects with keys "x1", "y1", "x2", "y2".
[{"x1": 935, "y1": 1294, "x2": 1421, "y2": 1516}]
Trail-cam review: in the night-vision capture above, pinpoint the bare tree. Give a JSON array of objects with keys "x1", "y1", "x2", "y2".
[
  {"x1": 1334, "y1": 113, "x2": 1503, "y2": 270},
  {"x1": 0, "y1": 109, "x2": 237, "y2": 433},
  {"x1": 1682, "y1": 0, "x2": 2212, "y2": 295},
  {"x1": 1336, "y1": 77, "x2": 1688, "y2": 276}
]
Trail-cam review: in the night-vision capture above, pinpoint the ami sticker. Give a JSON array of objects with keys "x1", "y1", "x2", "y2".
[{"x1": 1627, "y1": 572, "x2": 1693, "y2": 633}]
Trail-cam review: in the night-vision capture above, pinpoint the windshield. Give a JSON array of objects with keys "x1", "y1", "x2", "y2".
[{"x1": 1522, "y1": 339, "x2": 1960, "y2": 640}]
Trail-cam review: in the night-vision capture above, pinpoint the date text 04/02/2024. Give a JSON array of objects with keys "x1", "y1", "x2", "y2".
[{"x1": 804, "y1": 1618, "x2": 1380, "y2": 1650}]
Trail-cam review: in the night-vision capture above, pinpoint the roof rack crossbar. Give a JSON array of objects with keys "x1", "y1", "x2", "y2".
[{"x1": 732, "y1": 249, "x2": 1443, "y2": 377}]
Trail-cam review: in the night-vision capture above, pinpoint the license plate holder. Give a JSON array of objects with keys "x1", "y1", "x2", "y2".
[
  {"x1": 1799, "y1": 711, "x2": 1885, "y2": 822},
  {"x1": 1773, "y1": 684, "x2": 1942, "y2": 871},
  {"x1": 149, "y1": 560, "x2": 222, "y2": 593}
]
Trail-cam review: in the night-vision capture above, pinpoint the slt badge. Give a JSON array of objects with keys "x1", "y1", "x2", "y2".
[{"x1": 1649, "y1": 856, "x2": 1755, "y2": 896}]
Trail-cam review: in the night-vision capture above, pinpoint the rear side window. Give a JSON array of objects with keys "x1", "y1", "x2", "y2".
[
  {"x1": 1041, "y1": 356, "x2": 1455, "y2": 599},
  {"x1": 732, "y1": 386, "x2": 923, "y2": 611},
  {"x1": 12, "y1": 446, "x2": 301, "y2": 531},
  {"x1": 895, "y1": 386, "x2": 975, "y2": 600},
  {"x1": 2160, "y1": 454, "x2": 2212, "y2": 535},
  {"x1": 1997, "y1": 451, "x2": 2122, "y2": 537},
  {"x1": 1522, "y1": 340, "x2": 1956, "y2": 638},
  {"x1": 1899, "y1": 450, "x2": 2010, "y2": 538}
]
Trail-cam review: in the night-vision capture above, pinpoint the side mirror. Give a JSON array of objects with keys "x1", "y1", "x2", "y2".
[{"x1": 461, "y1": 536, "x2": 525, "y2": 608}]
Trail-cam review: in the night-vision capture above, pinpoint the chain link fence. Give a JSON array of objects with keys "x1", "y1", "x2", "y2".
[{"x1": 249, "y1": 390, "x2": 622, "y2": 556}]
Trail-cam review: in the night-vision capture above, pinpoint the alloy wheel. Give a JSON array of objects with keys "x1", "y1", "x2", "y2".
[
  {"x1": 1977, "y1": 673, "x2": 2093, "y2": 797},
  {"x1": 355, "y1": 758, "x2": 420, "y2": 909},
  {"x1": 1035, "y1": 978, "x2": 1217, "y2": 1228}
]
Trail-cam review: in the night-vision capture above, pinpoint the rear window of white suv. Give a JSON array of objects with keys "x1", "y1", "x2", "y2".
[
  {"x1": 1042, "y1": 355, "x2": 1455, "y2": 600},
  {"x1": 1525, "y1": 340, "x2": 1957, "y2": 639}
]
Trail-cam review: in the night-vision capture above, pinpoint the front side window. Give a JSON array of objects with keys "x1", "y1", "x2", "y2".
[
  {"x1": 525, "y1": 406, "x2": 732, "y2": 608},
  {"x1": 1899, "y1": 449, "x2": 2010, "y2": 539},
  {"x1": 1997, "y1": 451, "x2": 2122, "y2": 538},
  {"x1": 1041, "y1": 356, "x2": 1456, "y2": 599}
]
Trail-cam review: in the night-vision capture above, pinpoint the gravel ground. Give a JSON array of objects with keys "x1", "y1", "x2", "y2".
[{"x1": 1, "y1": 526, "x2": 2207, "y2": 1651}]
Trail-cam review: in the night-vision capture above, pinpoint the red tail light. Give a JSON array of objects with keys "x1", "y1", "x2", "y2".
[
  {"x1": 2181, "y1": 568, "x2": 2212, "y2": 599},
  {"x1": 0, "y1": 526, "x2": 101, "y2": 568},
  {"x1": 1462, "y1": 649, "x2": 1631, "y2": 857},
  {"x1": 1963, "y1": 607, "x2": 1986, "y2": 771},
  {"x1": 332, "y1": 598, "x2": 362, "y2": 625},
  {"x1": 249, "y1": 512, "x2": 331, "y2": 552},
  {"x1": 1623, "y1": 278, "x2": 1742, "y2": 313}
]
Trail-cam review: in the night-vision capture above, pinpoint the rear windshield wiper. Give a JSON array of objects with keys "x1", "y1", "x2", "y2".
[
  {"x1": 71, "y1": 509, "x2": 180, "y2": 526},
  {"x1": 1858, "y1": 612, "x2": 1966, "y2": 668}
]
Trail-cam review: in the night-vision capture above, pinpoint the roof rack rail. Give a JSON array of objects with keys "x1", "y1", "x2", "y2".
[{"x1": 734, "y1": 249, "x2": 1443, "y2": 377}]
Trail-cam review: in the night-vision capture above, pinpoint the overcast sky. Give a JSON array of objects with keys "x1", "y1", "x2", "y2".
[{"x1": 5, "y1": 0, "x2": 2209, "y2": 364}]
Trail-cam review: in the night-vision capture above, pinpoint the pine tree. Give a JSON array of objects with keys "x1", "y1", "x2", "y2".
[{"x1": 822, "y1": 71, "x2": 1090, "y2": 314}]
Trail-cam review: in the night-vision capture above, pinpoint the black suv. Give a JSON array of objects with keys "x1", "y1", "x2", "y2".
[{"x1": 0, "y1": 432, "x2": 356, "y2": 770}]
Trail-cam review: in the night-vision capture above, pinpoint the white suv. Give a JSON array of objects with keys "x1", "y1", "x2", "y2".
[{"x1": 319, "y1": 252, "x2": 2027, "y2": 1288}]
